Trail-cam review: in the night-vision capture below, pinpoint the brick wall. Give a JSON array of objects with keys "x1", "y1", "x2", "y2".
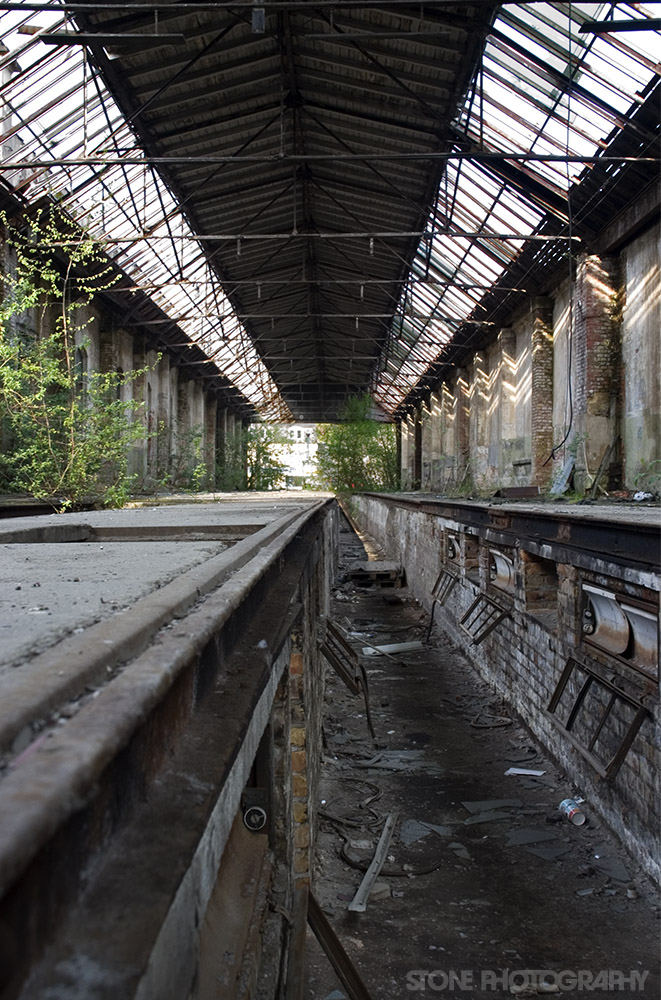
[
  {"x1": 350, "y1": 494, "x2": 660, "y2": 884},
  {"x1": 403, "y1": 225, "x2": 659, "y2": 496}
]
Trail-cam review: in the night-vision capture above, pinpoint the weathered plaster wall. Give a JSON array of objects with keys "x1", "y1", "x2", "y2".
[
  {"x1": 402, "y1": 220, "x2": 659, "y2": 496},
  {"x1": 0, "y1": 229, "x2": 247, "y2": 492},
  {"x1": 621, "y1": 222, "x2": 661, "y2": 491}
]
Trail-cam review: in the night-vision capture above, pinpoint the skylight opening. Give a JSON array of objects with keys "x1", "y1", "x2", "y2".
[
  {"x1": 374, "y1": 1, "x2": 659, "y2": 414},
  {"x1": 0, "y1": 6, "x2": 291, "y2": 421}
]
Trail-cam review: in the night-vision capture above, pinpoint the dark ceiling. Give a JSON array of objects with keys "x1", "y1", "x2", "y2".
[{"x1": 78, "y1": 1, "x2": 498, "y2": 421}]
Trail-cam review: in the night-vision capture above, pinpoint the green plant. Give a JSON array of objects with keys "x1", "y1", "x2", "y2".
[
  {"x1": 0, "y1": 206, "x2": 151, "y2": 509},
  {"x1": 246, "y1": 423, "x2": 288, "y2": 491},
  {"x1": 315, "y1": 394, "x2": 399, "y2": 495},
  {"x1": 633, "y1": 458, "x2": 661, "y2": 496},
  {"x1": 216, "y1": 431, "x2": 246, "y2": 491},
  {"x1": 168, "y1": 424, "x2": 208, "y2": 491}
]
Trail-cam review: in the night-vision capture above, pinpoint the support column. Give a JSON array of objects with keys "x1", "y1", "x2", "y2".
[
  {"x1": 496, "y1": 328, "x2": 518, "y2": 484},
  {"x1": 216, "y1": 405, "x2": 227, "y2": 485},
  {"x1": 156, "y1": 354, "x2": 171, "y2": 477},
  {"x1": 456, "y1": 369, "x2": 470, "y2": 488},
  {"x1": 574, "y1": 254, "x2": 621, "y2": 492},
  {"x1": 204, "y1": 393, "x2": 217, "y2": 487},
  {"x1": 395, "y1": 420, "x2": 402, "y2": 489},
  {"x1": 469, "y1": 351, "x2": 490, "y2": 487},
  {"x1": 131, "y1": 340, "x2": 148, "y2": 481},
  {"x1": 429, "y1": 390, "x2": 442, "y2": 490},
  {"x1": 530, "y1": 296, "x2": 554, "y2": 488},
  {"x1": 498, "y1": 328, "x2": 517, "y2": 441},
  {"x1": 421, "y1": 397, "x2": 432, "y2": 490},
  {"x1": 413, "y1": 406, "x2": 422, "y2": 490}
]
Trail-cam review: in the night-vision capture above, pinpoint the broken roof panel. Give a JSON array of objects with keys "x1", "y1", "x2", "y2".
[
  {"x1": 374, "y1": 1, "x2": 660, "y2": 414},
  {"x1": 0, "y1": 2, "x2": 658, "y2": 421}
]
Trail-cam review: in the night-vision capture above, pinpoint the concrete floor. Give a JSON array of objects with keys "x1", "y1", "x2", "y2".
[{"x1": 306, "y1": 522, "x2": 660, "y2": 999}]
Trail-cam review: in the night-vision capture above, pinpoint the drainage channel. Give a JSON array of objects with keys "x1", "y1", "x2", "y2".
[{"x1": 306, "y1": 521, "x2": 660, "y2": 999}]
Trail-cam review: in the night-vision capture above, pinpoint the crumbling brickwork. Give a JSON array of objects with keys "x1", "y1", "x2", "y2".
[
  {"x1": 530, "y1": 296, "x2": 554, "y2": 487},
  {"x1": 403, "y1": 227, "x2": 657, "y2": 496},
  {"x1": 351, "y1": 494, "x2": 660, "y2": 884}
]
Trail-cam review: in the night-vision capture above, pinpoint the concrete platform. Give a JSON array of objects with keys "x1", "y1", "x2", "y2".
[
  {"x1": 0, "y1": 495, "x2": 326, "y2": 671},
  {"x1": 0, "y1": 493, "x2": 338, "y2": 999},
  {"x1": 392, "y1": 492, "x2": 661, "y2": 527}
]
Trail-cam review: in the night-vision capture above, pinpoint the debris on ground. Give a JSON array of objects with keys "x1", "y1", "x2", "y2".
[{"x1": 306, "y1": 516, "x2": 660, "y2": 998}]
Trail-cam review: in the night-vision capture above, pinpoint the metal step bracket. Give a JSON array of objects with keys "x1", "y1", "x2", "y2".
[
  {"x1": 546, "y1": 656, "x2": 651, "y2": 780},
  {"x1": 426, "y1": 566, "x2": 459, "y2": 639},
  {"x1": 319, "y1": 620, "x2": 375, "y2": 738},
  {"x1": 459, "y1": 593, "x2": 510, "y2": 644}
]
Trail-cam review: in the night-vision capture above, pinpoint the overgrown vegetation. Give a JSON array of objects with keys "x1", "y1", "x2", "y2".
[
  {"x1": 0, "y1": 207, "x2": 149, "y2": 509},
  {"x1": 315, "y1": 394, "x2": 399, "y2": 494},
  {"x1": 245, "y1": 423, "x2": 289, "y2": 491},
  {"x1": 165, "y1": 424, "x2": 208, "y2": 492}
]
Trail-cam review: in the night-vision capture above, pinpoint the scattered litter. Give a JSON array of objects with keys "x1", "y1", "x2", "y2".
[
  {"x1": 448, "y1": 842, "x2": 472, "y2": 862},
  {"x1": 633, "y1": 491, "x2": 654, "y2": 501},
  {"x1": 576, "y1": 888, "x2": 595, "y2": 897},
  {"x1": 525, "y1": 844, "x2": 570, "y2": 861},
  {"x1": 558, "y1": 798, "x2": 586, "y2": 825},
  {"x1": 362, "y1": 641, "x2": 424, "y2": 656},
  {"x1": 506, "y1": 828, "x2": 559, "y2": 847},
  {"x1": 348, "y1": 839, "x2": 374, "y2": 851},
  {"x1": 368, "y1": 880, "x2": 391, "y2": 902},
  {"x1": 505, "y1": 744, "x2": 540, "y2": 763},
  {"x1": 462, "y1": 799, "x2": 522, "y2": 814},
  {"x1": 348, "y1": 812, "x2": 398, "y2": 913},
  {"x1": 505, "y1": 767, "x2": 546, "y2": 776},
  {"x1": 400, "y1": 819, "x2": 432, "y2": 846},
  {"x1": 419, "y1": 822, "x2": 453, "y2": 837},
  {"x1": 627, "y1": 888, "x2": 638, "y2": 900},
  {"x1": 324, "y1": 992, "x2": 347, "y2": 1000},
  {"x1": 592, "y1": 854, "x2": 631, "y2": 883},
  {"x1": 355, "y1": 749, "x2": 442, "y2": 776},
  {"x1": 471, "y1": 711, "x2": 512, "y2": 729},
  {"x1": 464, "y1": 811, "x2": 513, "y2": 826},
  {"x1": 407, "y1": 731, "x2": 432, "y2": 744}
]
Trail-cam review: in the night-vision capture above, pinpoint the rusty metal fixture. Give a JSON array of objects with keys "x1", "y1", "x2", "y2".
[
  {"x1": 582, "y1": 587, "x2": 630, "y2": 655},
  {"x1": 459, "y1": 593, "x2": 510, "y2": 645},
  {"x1": 547, "y1": 656, "x2": 651, "y2": 780},
  {"x1": 243, "y1": 805, "x2": 267, "y2": 832},
  {"x1": 620, "y1": 604, "x2": 658, "y2": 673},
  {"x1": 489, "y1": 549, "x2": 515, "y2": 595}
]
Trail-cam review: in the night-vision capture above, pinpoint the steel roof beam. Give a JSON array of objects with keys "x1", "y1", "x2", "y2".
[{"x1": 3, "y1": 154, "x2": 655, "y2": 168}]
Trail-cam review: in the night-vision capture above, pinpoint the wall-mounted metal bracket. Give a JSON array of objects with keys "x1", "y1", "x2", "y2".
[
  {"x1": 546, "y1": 657, "x2": 651, "y2": 780},
  {"x1": 319, "y1": 620, "x2": 375, "y2": 739},
  {"x1": 459, "y1": 593, "x2": 509, "y2": 644},
  {"x1": 426, "y1": 567, "x2": 459, "y2": 640}
]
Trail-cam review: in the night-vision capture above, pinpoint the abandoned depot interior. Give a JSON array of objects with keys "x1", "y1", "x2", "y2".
[{"x1": 0, "y1": 2, "x2": 660, "y2": 998}]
